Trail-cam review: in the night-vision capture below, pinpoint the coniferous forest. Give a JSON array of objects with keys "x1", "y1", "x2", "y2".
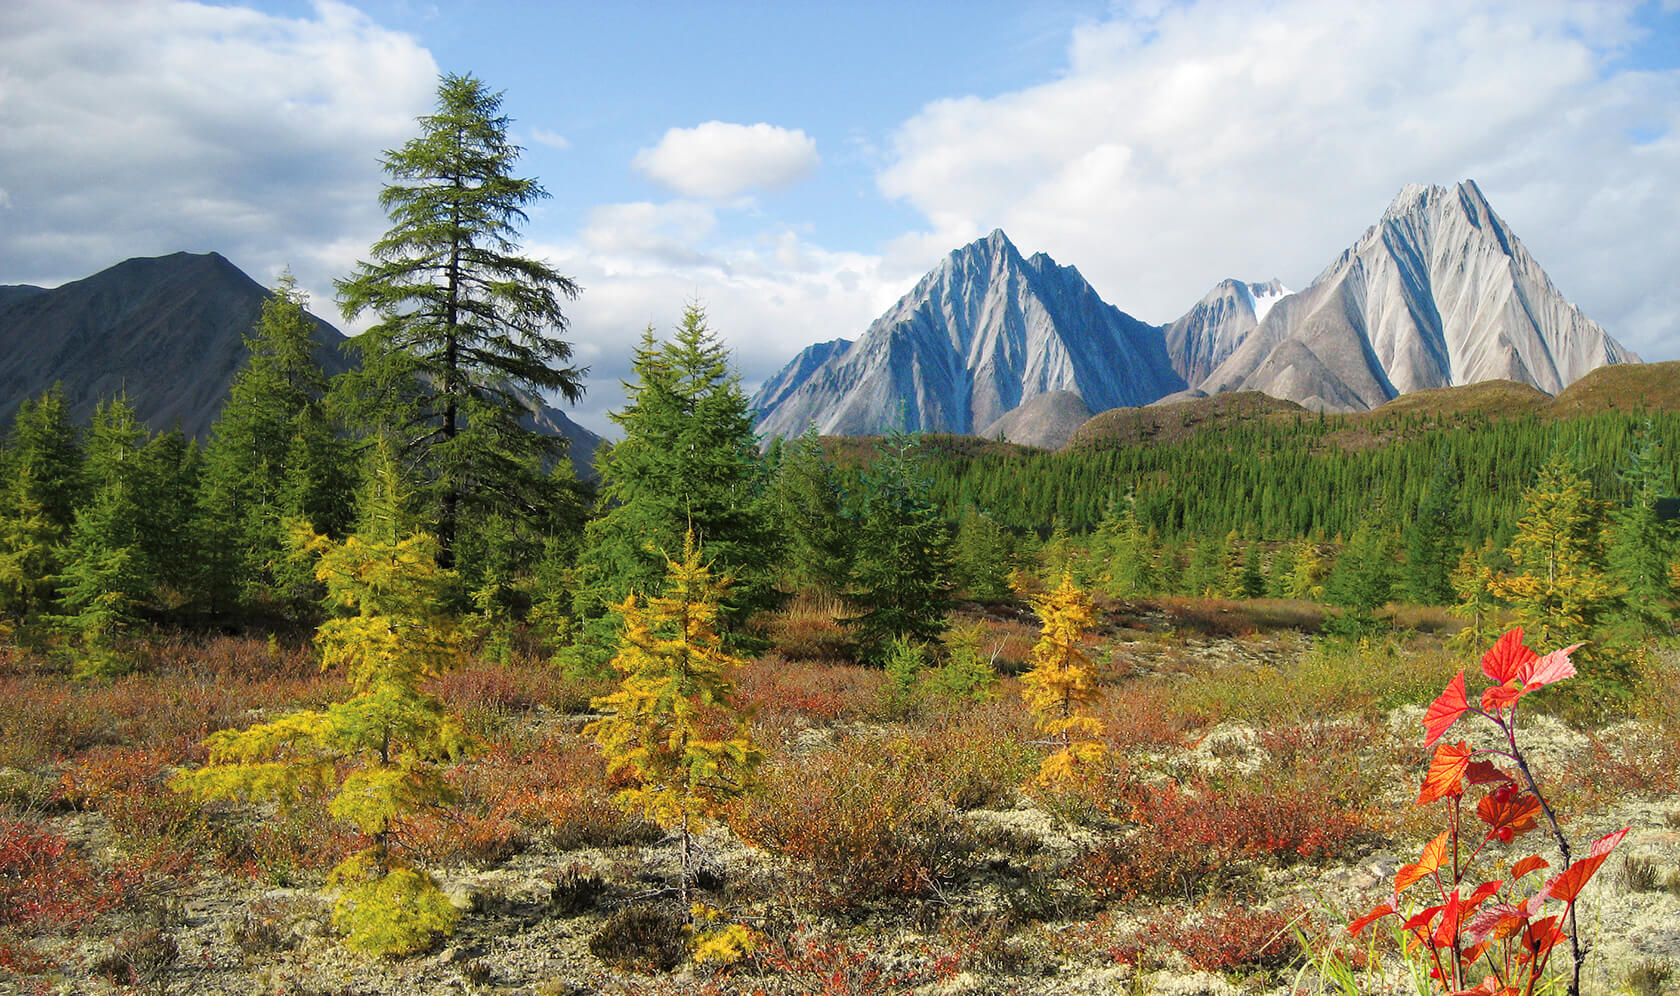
[{"x1": 4, "y1": 74, "x2": 1680, "y2": 996}]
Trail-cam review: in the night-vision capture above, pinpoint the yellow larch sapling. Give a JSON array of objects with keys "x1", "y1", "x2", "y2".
[
  {"x1": 173, "y1": 520, "x2": 471, "y2": 956},
  {"x1": 1020, "y1": 573, "x2": 1105, "y2": 785},
  {"x1": 587, "y1": 531, "x2": 761, "y2": 931}
]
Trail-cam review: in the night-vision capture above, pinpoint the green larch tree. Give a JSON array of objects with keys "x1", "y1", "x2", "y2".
[
  {"x1": 336, "y1": 72, "x2": 585, "y2": 570},
  {"x1": 767, "y1": 424, "x2": 851, "y2": 598},
  {"x1": 1605, "y1": 427, "x2": 1677, "y2": 635},
  {"x1": 575, "y1": 306, "x2": 777, "y2": 658},
  {"x1": 199, "y1": 272, "x2": 353, "y2": 613}
]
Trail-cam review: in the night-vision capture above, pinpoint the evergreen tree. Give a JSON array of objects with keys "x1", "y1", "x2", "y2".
[
  {"x1": 846, "y1": 428, "x2": 952, "y2": 661},
  {"x1": 1490, "y1": 454, "x2": 1618, "y2": 655},
  {"x1": 576, "y1": 306, "x2": 777, "y2": 653},
  {"x1": 878, "y1": 635, "x2": 926, "y2": 719},
  {"x1": 199, "y1": 272, "x2": 352, "y2": 612},
  {"x1": 1605, "y1": 428, "x2": 1677, "y2": 635},
  {"x1": 950, "y1": 505, "x2": 1012, "y2": 601},
  {"x1": 1097, "y1": 492, "x2": 1156, "y2": 598},
  {"x1": 1324, "y1": 515, "x2": 1394, "y2": 636},
  {"x1": 336, "y1": 73, "x2": 585, "y2": 569},
  {"x1": 0, "y1": 387, "x2": 83, "y2": 622},
  {"x1": 1020, "y1": 574, "x2": 1104, "y2": 786},
  {"x1": 1184, "y1": 534, "x2": 1225, "y2": 597},
  {"x1": 587, "y1": 532, "x2": 760, "y2": 909},
  {"x1": 767, "y1": 425, "x2": 851, "y2": 597},
  {"x1": 1238, "y1": 540, "x2": 1267, "y2": 599},
  {"x1": 1402, "y1": 457, "x2": 1462, "y2": 605},
  {"x1": 174, "y1": 466, "x2": 470, "y2": 955},
  {"x1": 924, "y1": 621, "x2": 999, "y2": 705},
  {"x1": 54, "y1": 399, "x2": 155, "y2": 677}
]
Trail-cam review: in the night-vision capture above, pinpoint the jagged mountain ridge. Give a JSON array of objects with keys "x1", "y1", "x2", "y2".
[
  {"x1": 1198, "y1": 180, "x2": 1638, "y2": 410},
  {"x1": 754, "y1": 180, "x2": 1639, "y2": 446},
  {"x1": 752, "y1": 229, "x2": 1185, "y2": 440},
  {"x1": 0, "y1": 252, "x2": 602, "y2": 475}
]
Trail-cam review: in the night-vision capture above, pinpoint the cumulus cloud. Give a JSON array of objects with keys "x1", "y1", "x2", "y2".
[
  {"x1": 0, "y1": 0, "x2": 437, "y2": 311},
  {"x1": 633, "y1": 121, "x2": 819, "y2": 200},
  {"x1": 877, "y1": 0, "x2": 1680, "y2": 360},
  {"x1": 533, "y1": 224, "x2": 913, "y2": 436}
]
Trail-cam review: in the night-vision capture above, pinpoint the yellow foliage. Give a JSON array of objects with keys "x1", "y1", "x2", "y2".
[
  {"x1": 329, "y1": 852, "x2": 460, "y2": 956},
  {"x1": 172, "y1": 519, "x2": 470, "y2": 955},
  {"x1": 587, "y1": 532, "x2": 761, "y2": 835},
  {"x1": 687, "y1": 903, "x2": 758, "y2": 966},
  {"x1": 1020, "y1": 574, "x2": 1105, "y2": 785}
]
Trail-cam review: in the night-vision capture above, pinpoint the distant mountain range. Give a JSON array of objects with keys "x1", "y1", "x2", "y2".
[
  {"x1": 752, "y1": 180, "x2": 1640, "y2": 447},
  {"x1": 0, "y1": 252, "x2": 602, "y2": 476}
]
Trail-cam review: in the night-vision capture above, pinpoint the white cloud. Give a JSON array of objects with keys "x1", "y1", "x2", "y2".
[
  {"x1": 529, "y1": 128, "x2": 570, "y2": 149},
  {"x1": 877, "y1": 0, "x2": 1680, "y2": 361},
  {"x1": 633, "y1": 121, "x2": 819, "y2": 200},
  {"x1": 0, "y1": 0, "x2": 437, "y2": 310},
  {"x1": 533, "y1": 223, "x2": 913, "y2": 436}
]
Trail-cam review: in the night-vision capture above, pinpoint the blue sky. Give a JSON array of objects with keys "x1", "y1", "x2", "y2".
[{"x1": 2, "y1": 0, "x2": 1677, "y2": 435}]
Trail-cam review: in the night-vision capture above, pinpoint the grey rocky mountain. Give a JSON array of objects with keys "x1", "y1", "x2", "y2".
[
  {"x1": 0, "y1": 251, "x2": 602, "y2": 474},
  {"x1": 1164, "y1": 278, "x2": 1288, "y2": 387},
  {"x1": 751, "y1": 229, "x2": 1185, "y2": 440},
  {"x1": 1195, "y1": 180, "x2": 1639, "y2": 410}
]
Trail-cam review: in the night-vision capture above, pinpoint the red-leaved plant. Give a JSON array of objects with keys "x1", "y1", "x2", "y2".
[{"x1": 1348, "y1": 629, "x2": 1627, "y2": 996}]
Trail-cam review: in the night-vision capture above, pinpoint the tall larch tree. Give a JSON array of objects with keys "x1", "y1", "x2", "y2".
[
  {"x1": 0, "y1": 387, "x2": 83, "y2": 622},
  {"x1": 336, "y1": 72, "x2": 585, "y2": 570},
  {"x1": 1605, "y1": 427, "x2": 1677, "y2": 636}
]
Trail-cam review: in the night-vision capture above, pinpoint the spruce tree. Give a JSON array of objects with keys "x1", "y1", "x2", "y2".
[
  {"x1": 1324, "y1": 515, "x2": 1394, "y2": 636},
  {"x1": 336, "y1": 73, "x2": 585, "y2": 569},
  {"x1": 199, "y1": 272, "x2": 352, "y2": 613},
  {"x1": 0, "y1": 387, "x2": 83, "y2": 622},
  {"x1": 587, "y1": 532, "x2": 761, "y2": 909},
  {"x1": 845, "y1": 428, "x2": 952, "y2": 661},
  {"x1": 767, "y1": 424, "x2": 851, "y2": 598},
  {"x1": 575, "y1": 306, "x2": 777, "y2": 652}
]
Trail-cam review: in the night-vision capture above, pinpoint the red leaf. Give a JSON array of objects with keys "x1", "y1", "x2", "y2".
[
  {"x1": 1477, "y1": 791, "x2": 1542, "y2": 841},
  {"x1": 1520, "y1": 644, "x2": 1581, "y2": 689},
  {"x1": 1543, "y1": 827, "x2": 1630, "y2": 904},
  {"x1": 1464, "y1": 902, "x2": 1526, "y2": 942},
  {"x1": 1480, "y1": 682, "x2": 1524, "y2": 712},
  {"x1": 1465, "y1": 761, "x2": 1513, "y2": 785},
  {"x1": 1465, "y1": 879, "x2": 1504, "y2": 911},
  {"x1": 1432, "y1": 890, "x2": 1463, "y2": 949},
  {"x1": 1405, "y1": 902, "x2": 1445, "y2": 933},
  {"x1": 1424, "y1": 671, "x2": 1469, "y2": 747},
  {"x1": 1397, "y1": 832, "x2": 1452, "y2": 893},
  {"x1": 1481, "y1": 629, "x2": 1537, "y2": 684},
  {"x1": 1347, "y1": 902, "x2": 1395, "y2": 936},
  {"x1": 1510, "y1": 855, "x2": 1549, "y2": 881},
  {"x1": 1418, "y1": 741, "x2": 1472, "y2": 805}
]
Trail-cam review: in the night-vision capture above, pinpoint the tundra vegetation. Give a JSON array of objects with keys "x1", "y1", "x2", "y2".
[{"x1": 2, "y1": 74, "x2": 1679, "y2": 995}]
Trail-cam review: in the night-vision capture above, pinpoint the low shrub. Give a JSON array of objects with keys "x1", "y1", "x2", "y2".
[
  {"x1": 0, "y1": 817, "x2": 139, "y2": 932},
  {"x1": 1113, "y1": 901, "x2": 1303, "y2": 973},
  {"x1": 729, "y1": 740, "x2": 972, "y2": 913},
  {"x1": 588, "y1": 906, "x2": 686, "y2": 973}
]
